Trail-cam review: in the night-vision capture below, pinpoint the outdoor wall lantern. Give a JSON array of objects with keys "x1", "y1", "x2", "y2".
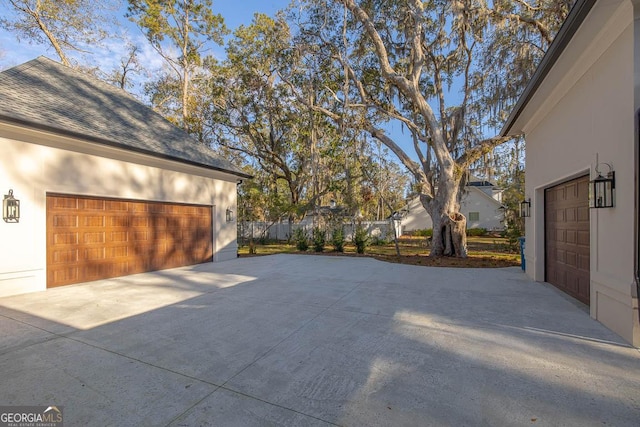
[
  {"x1": 590, "y1": 163, "x2": 615, "y2": 208},
  {"x1": 519, "y1": 198, "x2": 531, "y2": 218},
  {"x1": 226, "y1": 208, "x2": 234, "y2": 222},
  {"x1": 3, "y1": 189, "x2": 20, "y2": 223}
]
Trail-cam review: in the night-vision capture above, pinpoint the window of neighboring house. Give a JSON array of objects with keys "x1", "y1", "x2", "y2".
[{"x1": 468, "y1": 212, "x2": 480, "y2": 221}]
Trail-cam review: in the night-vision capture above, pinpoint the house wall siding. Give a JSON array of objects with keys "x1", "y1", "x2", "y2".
[
  {"x1": 0, "y1": 124, "x2": 239, "y2": 298},
  {"x1": 523, "y1": 5, "x2": 639, "y2": 345},
  {"x1": 402, "y1": 189, "x2": 504, "y2": 232}
]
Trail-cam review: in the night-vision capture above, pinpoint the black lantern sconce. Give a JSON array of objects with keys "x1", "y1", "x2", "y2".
[
  {"x1": 226, "y1": 208, "x2": 234, "y2": 222},
  {"x1": 519, "y1": 198, "x2": 531, "y2": 218},
  {"x1": 590, "y1": 163, "x2": 615, "y2": 208},
  {"x1": 3, "y1": 189, "x2": 20, "y2": 223}
]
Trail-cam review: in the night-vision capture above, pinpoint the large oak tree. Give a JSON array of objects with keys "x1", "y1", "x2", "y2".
[{"x1": 286, "y1": 0, "x2": 571, "y2": 257}]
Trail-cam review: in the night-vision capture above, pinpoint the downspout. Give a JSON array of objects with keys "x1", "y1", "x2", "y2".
[
  {"x1": 634, "y1": 108, "x2": 640, "y2": 322},
  {"x1": 635, "y1": 1, "x2": 640, "y2": 324}
]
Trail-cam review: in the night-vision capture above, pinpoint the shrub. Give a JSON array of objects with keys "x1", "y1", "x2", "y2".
[
  {"x1": 293, "y1": 227, "x2": 309, "y2": 251},
  {"x1": 312, "y1": 227, "x2": 326, "y2": 252},
  {"x1": 331, "y1": 227, "x2": 345, "y2": 253},
  {"x1": 371, "y1": 235, "x2": 388, "y2": 246},
  {"x1": 466, "y1": 228, "x2": 488, "y2": 237},
  {"x1": 258, "y1": 236, "x2": 280, "y2": 245},
  {"x1": 501, "y1": 217, "x2": 523, "y2": 253},
  {"x1": 353, "y1": 225, "x2": 369, "y2": 254},
  {"x1": 415, "y1": 228, "x2": 433, "y2": 237}
]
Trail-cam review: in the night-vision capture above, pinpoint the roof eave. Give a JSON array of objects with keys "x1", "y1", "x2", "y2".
[
  {"x1": 0, "y1": 115, "x2": 253, "y2": 180},
  {"x1": 500, "y1": 0, "x2": 598, "y2": 137}
]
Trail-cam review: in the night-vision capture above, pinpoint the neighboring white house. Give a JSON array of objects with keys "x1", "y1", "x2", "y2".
[
  {"x1": 500, "y1": 0, "x2": 640, "y2": 346},
  {"x1": 0, "y1": 57, "x2": 250, "y2": 298},
  {"x1": 401, "y1": 181, "x2": 505, "y2": 233}
]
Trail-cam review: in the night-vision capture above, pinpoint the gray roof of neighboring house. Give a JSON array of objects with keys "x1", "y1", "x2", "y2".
[
  {"x1": 0, "y1": 56, "x2": 250, "y2": 179},
  {"x1": 500, "y1": 0, "x2": 597, "y2": 136}
]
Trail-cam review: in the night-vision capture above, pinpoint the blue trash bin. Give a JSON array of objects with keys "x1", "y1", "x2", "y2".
[{"x1": 518, "y1": 237, "x2": 526, "y2": 271}]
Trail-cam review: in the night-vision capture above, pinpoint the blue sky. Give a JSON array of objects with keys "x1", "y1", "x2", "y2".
[
  {"x1": 0, "y1": 0, "x2": 291, "y2": 70},
  {"x1": 0, "y1": 0, "x2": 422, "y2": 165}
]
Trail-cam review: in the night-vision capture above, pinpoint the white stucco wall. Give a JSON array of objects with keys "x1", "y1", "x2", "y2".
[
  {"x1": 0, "y1": 123, "x2": 240, "y2": 297},
  {"x1": 402, "y1": 189, "x2": 504, "y2": 233},
  {"x1": 519, "y1": 0, "x2": 639, "y2": 345}
]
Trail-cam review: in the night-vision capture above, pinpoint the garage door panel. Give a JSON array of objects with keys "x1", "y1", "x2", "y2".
[
  {"x1": 53, "y1": 214, "x2": 78, "y2": 228},
  {"x1": 83, "y1": 232, "x2": 105, "y2": 244},
  {"x1": 578, "y1": 254, "x2": 589, "y2": 270},
  {"x1": 578, "y1": 206, "x2": 589, "y2": 221},
  {"x1": 109, "y1": 246, "x2": 129, "y2": 258},
  {"x1": 50, "y1": 267, "x2": 79, "y2": 286},
  {"x1": 132, "y1": 230, "x2": 150, "y2": 241},
  {"x1": 53, "y1": 249, "x2": 78, "y2": 264},
  {"x1": 47, "y1": 195, "x2": 214, "y2": 288},
  {"x1": 84, "y1": 247, "x2": 105, "y2": 261},
  {"x1": 131, "y1": 216, "x2": 149, "y2": 228},
  {"x1": 149, "y1": 203, "x2": 166, "y2": 213},
  {"x1": 82, "y1": 198, "x2": 105, "y2": 210},
  {"x1": 578, "y1": 231, "x2": 589, "y2": 246},
  {"x1": 566, "y1": 274, "x2": 578, "y2": 293},
  {"x1": 105, "y1": 200, "x2": 128, "y2": 211},
  {"x1": 545, "y1": 175, "x2": 590, "y2": 305},
  {"x1": 109, "y1": 215, "x2": 129, "y2": 228},
  {"x1": 54, "y1": 232, "x2": 79, "y2": 245},
  {"x1": 109, "y1": 231, "x2": 128, "y2": 243},
  {"x1": 82, "y1": 215, "x2": 105, "y2": 227},
  {"x1": 50, "y1": 196, "x2": 78, "y2": 210}
]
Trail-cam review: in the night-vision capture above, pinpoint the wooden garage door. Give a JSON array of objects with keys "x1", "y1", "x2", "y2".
[
  {"x1": 545, "y1": 176, "x2": 590, "y2": 305},
  {"x1": 47, "y1": 194, "x2": 213, "y2": 287}
]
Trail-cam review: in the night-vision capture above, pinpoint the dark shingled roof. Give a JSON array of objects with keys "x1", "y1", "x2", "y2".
[{"x1": 0, "y1": 56, "x2": 250, "y2": 179}]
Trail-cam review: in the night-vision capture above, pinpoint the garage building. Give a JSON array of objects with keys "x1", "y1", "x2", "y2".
[
  {"x1": 500, "y1": 0, "x2": 640, "y2": 346},
  {"x1": 0, "y1": 57, "x2": 250, "y2": 297}
]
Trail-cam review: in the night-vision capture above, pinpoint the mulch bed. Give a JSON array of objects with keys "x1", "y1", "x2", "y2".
[{"x1": 239, "y1": 250, "x2": 520, "y2": 268}]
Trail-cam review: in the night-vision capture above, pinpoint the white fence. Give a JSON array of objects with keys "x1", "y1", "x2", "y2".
[{"x1": 238, "y1": 220, "x2": 402, "y2": 243}]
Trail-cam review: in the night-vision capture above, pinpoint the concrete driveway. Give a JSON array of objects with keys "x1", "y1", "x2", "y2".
[{"x1": 1, "y1": 254, "x2": 639, "y2": 426}]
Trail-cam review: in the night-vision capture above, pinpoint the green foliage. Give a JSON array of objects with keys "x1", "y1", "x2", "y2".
[
  {"x1": 499, "y1": 218, "x2": 523, "y2": 253},
  {"x1": 497, "y1": 164, "x2": 525, "y2": 253},
  {"x1": 1, "y1": 0, "x2": 110, "y2": 66},
  {"x1": 415, "y1": 228, "x2": 433, "y2": 237},
  {"x1": 371, "y1": 235, "x2": 388, "y2": 246},
  {"x1": 127, "y1": 0, "x2": 227, "y2": 48},
  {"x1": 312, "y1": 227, "x2": 326, "y2": 252},
  {"x1": 127, "y1": 0, "x2": 228, "y2": 129},
  {"x1": 466, "y1": 228, "x2": 487, "y2": 237},
  {"x1": 331, "y1": 227, "x2": 345, "y2": 253},
  {"x1": 258, "y1": 236, "x2": 277, "y2": 245},
  {"x1": 353, "y1": 225, "x2": 369, "y2": 254},
  {"x1": 293, "y1": 227, "x2": 309, "y2": 252},
  {"x1": 208, "y1": 13, "x2": 349, "y2": 226}
]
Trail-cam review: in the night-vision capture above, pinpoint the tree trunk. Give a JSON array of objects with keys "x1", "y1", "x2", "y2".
[
  {"x1": 422, "y1": 178, "x2": 468, "y2": 258},
  {"x1": 449, "y1": 213, "x2": 468, "y2": 258},
  {"x1": 431, "y1": 212, "x2": 468, "y2": 258},
  {"x1": 33, "y1": 11, "x2": 70, "y2": 66},
  {"x1": 444, "y1": 218, "x2": 454, "y2": 256}
]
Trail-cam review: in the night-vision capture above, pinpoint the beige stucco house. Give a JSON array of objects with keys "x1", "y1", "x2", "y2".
[
  {"x1": 501, "y1": 0, "x2": 640, "y2": 346},
  {"x1": 401, "y1": 180, "x2": 505, "y2": 234},
  {"x1": 0, "y1": 57, "x2": 250, "y2": 298}
]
